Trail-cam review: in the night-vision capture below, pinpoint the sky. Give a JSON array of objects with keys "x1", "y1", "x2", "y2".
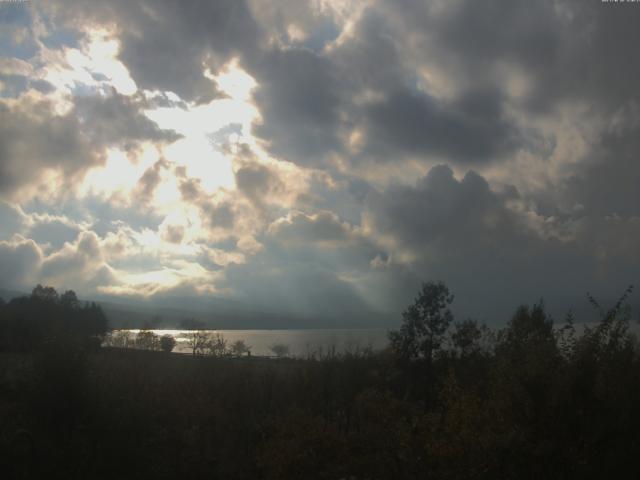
[{"x1": 0, "y1": 0, "x2": 639, "y2": 326}]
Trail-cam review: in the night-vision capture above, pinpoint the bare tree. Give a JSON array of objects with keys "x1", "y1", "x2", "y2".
[
  {"x1": 136, "y1": 329, "x2": 160, "y2": 350},
  {"x1": 185, "y1": 330, "x2": 210, "y2": 355},
  {"x1": 207, "y1": 332, "x2": 228, "y2": 357},
  {"x1": 229, "y1": 339, "x2": 251, "y2": 357},
  {"x1": 105, "y1": 330, "x2": 133, "y2": 348},
  {"x1": 60, "y1": 290, "x2": 80, "y2": 309},
  {"x1": 180, "y1": 318, "x2": 210, "y2": 355}
]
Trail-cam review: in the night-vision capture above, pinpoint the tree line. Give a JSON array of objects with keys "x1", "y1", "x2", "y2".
[
  {"x1": 0, "y1": 284, "x2": 108, "y2": 352},
  {"x1": 105, "y1": 327, "x2": 253, "y2": 357}
]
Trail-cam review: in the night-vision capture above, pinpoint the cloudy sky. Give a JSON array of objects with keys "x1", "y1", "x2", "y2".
[{"x1": 0, "y1": 0, "x2": 638, "y2": 325}]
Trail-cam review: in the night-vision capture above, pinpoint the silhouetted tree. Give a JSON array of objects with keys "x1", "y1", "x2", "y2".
[
  {"x1": 104, "y1": 330, "x2": 133, "y2": 348},
  {"x1": 496, "y1": 301, "x2": 556, "y2": 361},
  {"x1": 450, "y1": 319, "x2": 487, "y2": 358},
  {"x1": 207, "y1": 332, "x2": 228, "y2": 357},
  {"x1": 230, "y1": 339, "x2": 251, "y2": 357},
  {"x1": 270, "y1": 343, "x2": 290, "y2": 358},
  {"x1": 180, "y1": 318, "x2": 210, "y2": 355},
  {"x1": 389, "y1": 281, "x2": 454, "y2": 362},
  {"x1": 185, "y1": 330, "x2": 209, "y2": 355},
  {"x1": 136, "y1": 329, "x2": 160, "y2": 350},
  {"x1": 82, "y1": 302, "x2": 109, "y2": 339},
  {"x1": 0, "y1": 286, "x2": 107, "y2": 351},
  {"x1": 160, "y1": 334, "x2": 177, "y2": 353},
  {"x1": 583, "y1": 285, "x2": 635, "y2": 356},
  {"x1": 31, "y1": 284, "x2": 59, "y2": 303},
  {"x1": 60, "y1": 290, "x2": 80, "y2": 309}
]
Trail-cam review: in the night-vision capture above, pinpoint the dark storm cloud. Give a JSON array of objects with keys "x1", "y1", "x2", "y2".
[
  {"x1": 424, "y1": 0, "x2": 562, "y2": 75},
  {"x1": 367, "y1": 165, "x2": 524, "y2": 256},
  {"x1": 381, "y1": 0, "x2": 640, "y2": 112},
  {"x1": 503, "y1": 0, "x2": 640, "y2": 113},
  {"x1": 245, "y1": 6, "x2": 533, "y2": 167},
  {"x1": 362, "y1": 86, "x2": 521, "y2": 163},
  {"x1": 563, "y1": 121, "x2": 640, "y2": 218},
  {"x1": 250, "y1": 48, "x2": 344, "y2": 166},
  {"x1": 246, "y1": 0, "x2": 640, "y2": 168},
  {"x1": 365, "y1": 164, "x2": 640, "y2": 321},
  {"x1": 246, "y1": 9, "x2": 405, "y2": 165}
]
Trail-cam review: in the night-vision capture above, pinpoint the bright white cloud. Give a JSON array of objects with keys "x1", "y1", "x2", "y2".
[{"x1": 41, "y1": 29, "x2": 137, "y2": 96}]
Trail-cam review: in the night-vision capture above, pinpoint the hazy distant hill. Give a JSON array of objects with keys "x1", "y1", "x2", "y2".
[
  {"x1": 0, "y1": 289, "x2": 27, "y2": 303},
  {"x1": 0, "y1": 287, "x2": 392, "y2": 329},
  {"x1": 99, "y1": 298, "x2": 391, "y2": 330},
  {"x1": 87, "y1": 291, "x2": 640, "y2": 330},
  {"x1": 2, "y1": 287, "x2": 637, "y2": 330}
]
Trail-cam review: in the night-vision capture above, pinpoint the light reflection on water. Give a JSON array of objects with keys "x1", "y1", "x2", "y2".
[{"x1": 121, "y1": 328, "x2": 390, "y2": 357}]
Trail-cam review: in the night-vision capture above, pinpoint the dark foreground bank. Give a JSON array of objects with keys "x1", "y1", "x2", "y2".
[{"x1": 2, "y1": 283, "x2": 640, "y2": 478}]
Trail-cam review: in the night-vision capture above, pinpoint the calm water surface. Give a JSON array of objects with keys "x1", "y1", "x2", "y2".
[{"x1": 124, "y1": 328, "x2": 390, "y2": 357}]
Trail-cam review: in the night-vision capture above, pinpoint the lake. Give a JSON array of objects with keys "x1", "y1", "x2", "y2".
[{"x1": 122, "y1": 328, "x2": 391, "y2": 357}]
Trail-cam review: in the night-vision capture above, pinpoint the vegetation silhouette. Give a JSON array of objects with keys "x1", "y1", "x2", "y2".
[
  {"x1": 160, "y1": 334, "x2": 177, "y2": 353},
  {"x1": 229, "y1": 339, "x2": 251, "y2": 357},
  {"x1": 0, "y1": 285, "x2": 107, "y2": 352},
  {"x1": 1, "y1": 282, "x2": 640, "y2": 478},
  {"x1": 389, "y1": 281, "x2": 454, "y2": 364},
  {"x1": 270, "y1": 343, "x2": 291, "y2": 358}
]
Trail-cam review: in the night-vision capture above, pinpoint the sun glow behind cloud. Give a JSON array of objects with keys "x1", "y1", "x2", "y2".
[
  {"x1": 80, "y1": 148, "x2": 154, "y2": 199},
  {"x1": 100, "y1": 262, "x2": 214, "y2": 297},
  {"x1": 78, "y1": 56, "x2": 261, "y2": 208},
  {"x1": 143, "y1": 60, "x2": 259, "y2": 194},
  {"x1": 80, "y1": 58, "x2": 262, "y2": 292},
  {"x1": 60, "y1": 34, "x2": 260, "y2": 208},
  {"x1": 42, "y1": 29, "x2": 137, "y2": 98}
]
